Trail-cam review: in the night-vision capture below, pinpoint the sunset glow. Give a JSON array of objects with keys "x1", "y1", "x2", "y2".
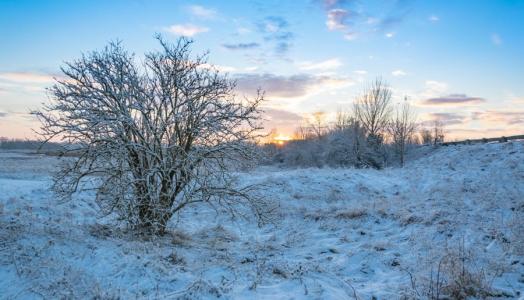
[
  {"x1": 273, "y1": 134, "x2": 292, "y2": 145},
  {"x1": 1, "y1": 1, "x2": 524, "y2": 140}
]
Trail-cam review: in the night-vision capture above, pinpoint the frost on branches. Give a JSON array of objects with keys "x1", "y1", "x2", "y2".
[{"x1": 34, "y1": 36, "x2": 266, "y2": 234}]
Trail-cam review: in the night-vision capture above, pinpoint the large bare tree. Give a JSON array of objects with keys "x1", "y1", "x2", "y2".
[
  {"x1": 388, "y1": 99, "x2": 417, "y2": 167},
  {"x1": 34, "y1": 36, "x2": 265, "y2": 234},
  {"x1": 353, "y1": 78, "x2": 393, "y2": 141}
]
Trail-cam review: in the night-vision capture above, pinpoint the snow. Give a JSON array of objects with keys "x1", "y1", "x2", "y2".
[{"x1": 1, "y1": 142, "x2": 523, "y2": 299}]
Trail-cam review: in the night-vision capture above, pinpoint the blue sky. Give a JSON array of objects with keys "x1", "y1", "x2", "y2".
[{"x1": 1, "y1": 0, "x2": 523, "y2": 139}]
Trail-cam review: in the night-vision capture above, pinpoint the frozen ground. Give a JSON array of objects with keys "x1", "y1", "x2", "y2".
[{"x1": 0, "y1": 142, "x2": 523, "y2": 299}]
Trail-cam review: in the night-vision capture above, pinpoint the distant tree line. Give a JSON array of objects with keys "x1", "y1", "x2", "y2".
[
  {"x1": 262, "y1": 78, "x2": 446, "y2": 169},
  {"x1": 0, "y1": 137, "x2": 62, "y2": 151}
]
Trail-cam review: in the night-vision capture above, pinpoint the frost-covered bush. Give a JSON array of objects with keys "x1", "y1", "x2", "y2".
[
  {"x1": 269, "y1": 120, "x2": 392, "y2": 169},
  {"x1": 34, "y1": 36, "x2": 264, "y2": 234}
]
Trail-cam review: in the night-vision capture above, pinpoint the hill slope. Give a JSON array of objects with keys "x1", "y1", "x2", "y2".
[{"x1": 0, "y1": 141, "x2": 523, "y2": 299}]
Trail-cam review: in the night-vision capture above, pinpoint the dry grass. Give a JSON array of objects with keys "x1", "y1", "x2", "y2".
[
  {"x1": 335, "y1": 208, "x2": 368, "y2": 219},
  {"x1": 403, "y1": 240, "x2": 504, "y2": 299}
]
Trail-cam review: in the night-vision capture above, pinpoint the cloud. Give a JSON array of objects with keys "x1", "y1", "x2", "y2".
[
  {"x1": 423, "y1": 94, "x2": 486, "y2": 106},
  {"x1": 424, "y1": 80, "x2": 448, "y2": 93},
  {"x1": 411, "y1": 80, "x2": 448, "y2": 104},
  {"x1": 0, "y1": 110, "x2": 8, "y2": 118},
  {"x1": 164, "y1": 24, "x2": 209, "y2": 37},
  {"x1": 298, "y1": 58, "x2": 342, "y2": 71},
  {"x1": 428, "y1": 15, "x2": 439, "y2": 22},
  {"x1": 491, "y1": 33, "x2": 502, "y2": 46},
  {"x1": 320, "y1": 0, "x2": 350, "y2": 9},
  {"x1": 353, "y1": 70, "x2": 367, "y2": 75},
  {"x1": 262, "y1": 107, "x2": 303, "y2": 127},
  {"x1": 198, "y1": 63, "x2": 236, "y2": 73},
  {"x1": 326, "y1": 9, "x2": 354, "y2": 31},
  {"x1": 472, "y1": 110, "x2": 524, "y2": 125},
  {"x1": 257, "y1": 16, "x2": 294, "y2": 55},
  {"x1": 391, "y1": 69, "x2": 407, "y2": 77},
  {"x1": 511, "y1": 97, "x2": 524, "y2": 104},
  {"x1": 236, "y1": 27, "x2": 251, "y2": 35},
  {"x1": 188, "y1": 5, "x2": 216, "y2": 19},
  {"x1": 259, "y1": 107, "x2": 305, "y2": 136},
  {"x1": 222, "y1": 42, "x2": 260, "y2": 50},
  {"x1": 422, "y1": 112, "x2": 466, "y2": 126},
  {"x1": 234, "y1": 73, "x2": 353, "y2": 99},
  {"x1": 0, "y1": 72, "x2": 56, "y2": 83},
  {"x1": 318, "y1": 0, "x2": 412, "y2": 40},
  {"x1": 385, "y1": 32, "x2": 395, "y2": 38}
]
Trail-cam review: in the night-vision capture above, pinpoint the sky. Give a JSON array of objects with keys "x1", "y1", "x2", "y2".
[{"x1": 1, "y1": 0, "x2": 523, "y2": 140}]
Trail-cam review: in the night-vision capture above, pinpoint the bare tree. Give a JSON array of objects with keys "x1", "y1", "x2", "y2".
[
  {"x1": 333, "y1": 109, "x2": 353, "y2": 131},
  {"x1": 388, "y1": 99, "x2": 417, "y2": 167},
  {"x1": 353, "y1": 78, "x2": 393, "y2": 140},
  {"x1": 293, "y1": 125, "x2": 310, "y2": 140},
  {"x1": 432, "y1": 120, "x2": 445, "y2": 145},
  {"x1": 352, "y1": 78, "x2": 393, "y2": 168},
  {"x1": 420, "y1": 128, "x2": 433, "y2": 145},
  {"x1": 308, "y1": 111, "x2": 327, "y2": 139},
  {"x1": 34, "y1": 36, "x2": 265, "y2": 234}
]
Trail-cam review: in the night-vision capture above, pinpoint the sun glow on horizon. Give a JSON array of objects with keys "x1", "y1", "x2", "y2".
[{"x1": 272, "y1": 134, "x2": 292, "y2": 145}]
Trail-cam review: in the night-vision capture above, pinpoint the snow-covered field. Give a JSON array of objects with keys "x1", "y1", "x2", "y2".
[{"x1": 1, "y1": 142, "x2": 523, "y2": 299}]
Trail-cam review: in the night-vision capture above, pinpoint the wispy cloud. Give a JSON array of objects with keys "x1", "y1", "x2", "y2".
[
  {"x1": 261, "y1": 107, "x2": 303, "y2": 131},
  {"x1": 491, "y1": 33, "x2": 502, "y2": 46},
  {"x1": 428, "y1": 15, "x2": 439, "y2": 22},
  {"x1": 511, "y1": 96, "x2": 524, "y2": 104},
  {"x1": 257, "y1": 16, "x2": 294, "y2": 56},
  {"x1": 235, "y1": 73, "x2": 353, "y2": 99},
  {"x1": 0, "y1": 71, "x2": 61, "y2": 95},
  {"x1": 298, "y1": 58, "x2": 342, "y2": 71},
  {"x1": 319, "y1": 0, "x2": 412, "y2": 40},
  {"x1": 472, "y1": 110, "x2": 524, "y2": 125},
  {"x1": 428, "y1": 15, "x2": 440, "y2": 23},
  {"x1": 188, "y1": 5, "x2": 216, "y2": 19},
  {"x1": 326, "y1": 8, "x2": 354, "y2": 31},
  {"x1": 222, "y1": 42, "x2": 260, "y2": 50},
  {"x1": 423, "y1": 94, "x2": 486, "y2": 106},
  {"x1": 414, "y1": 80, "x2": 448, "y2": 101},
  {"x1": 391, "y1": 69, "x2": 407, "y2": 77},
  {"x1": 0, "y1": 72, "x2": 56, "y2": 83},
  {"x1": 422, "y1": 112, "x2": 467, "y2": 126},
  {"x1": 164, "y1": 24, "x2": 209, "y2": 37},
  {"x1": 198, "y1": 63, "x2": 236, "y2": 73},
  {"x1": 236, "y1": 27, "x2": 251, "y2": 35}
]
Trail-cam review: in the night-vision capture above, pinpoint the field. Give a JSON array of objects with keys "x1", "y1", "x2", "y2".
[{"x1": 1, "y1": 142, "x2": 523, "y2": 299}]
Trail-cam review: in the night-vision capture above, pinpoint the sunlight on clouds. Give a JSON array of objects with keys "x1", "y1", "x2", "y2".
[
  {"x1": 326, "y1": 9, "x2": 349, "y2": 31},
  {"x1": 198, "y1": 63, "x2": 237, "y2": 73},
  {"x1": 164, "y1": 24, "x2": 209, "y2": 37},
  {"x1": 422, "y1": 80, "x2": 448, "y2": 98},
  {"x1": 297, "y1": 58, "x2": 342, "y2": 71},
  {"x1": 423, "y1": 94, "x2": 485, "y2": 106},
  {"x1": 472, "y1": 110, "x2": 524, "y2": 126},
  {"x1": 235, "y1": 73, "x2": 354, "y2": 100},
  {"x1": 391, "y1": 70, "x2": 407, "y2": 77},
  {"x1": 0, "y1": 72, "x2": 55, "y2": 83}
]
